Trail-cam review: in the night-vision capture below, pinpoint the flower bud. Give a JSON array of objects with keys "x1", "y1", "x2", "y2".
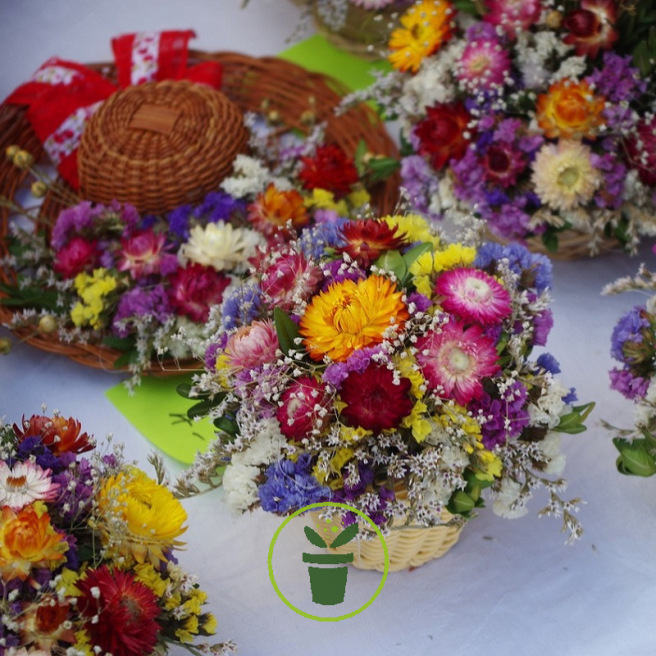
[
  {"x1": 38, "y1": 315, "x2": 58, "y2": 335},
  {"x1": 13, "y1": 150, "x2": 34, "y2": 169},
  {"x1": 31, "y1": 181, "x2": 48, "y2": 198},
  {"x1": 5, "y1": 144, "x2": 20, "y2": 160},
  {"x1": 0, "y1": 337, "x2": 11, "y2": 354},
  {"x1": 545, "y1": 10, "x2": 563, "y2": 29}
]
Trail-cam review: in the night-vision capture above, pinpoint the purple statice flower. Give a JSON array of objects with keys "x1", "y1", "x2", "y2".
[
  {"x1": 204, "y1": 341, "x2": 222, "y2": 371},
  {"x1": 168, "y1": 203, "x2": 193, "y2": 240},
  {"x1": 298, "y1": 218, "x2": 349, "y2": 260},
  {"x1": 400, "y1": 155, "x2": 440, "y2": 218},
  {"x1": 484, "y1": 201, "x2": 533, "y2": 242},
  {"x1": 111, "y1": 285, "x2": 173, "y2": 337},
  {"x1": 192, "y1": 191, "x2": 247, "y2": 223},
  {"x1": 588, "y1": 52, "x2": 647, "y2": 104},
  {"x1": 610, "y1": 367, "x2": 650, "y2": 401},
  {"x1": 532, "y1": 308, "x2": 554, "y2": 346},
  {"x1": 407, "y1": 291, "x2": 432, "y2": 314},
  {"x1": 602, "y1": 103, "x2": 636, "y2": 133},
  {"x1": 221, "y1": 283, "x2": 263, "y2": 330},
  {"x1": 610, "y1": 306, "x2": 648, "y2": 362},
  {"x1": 474, "y1": 379, "x2": 531, "y2": 449},
  {"x1": 320, "y1": 259, "x2": 366, "y2": 289},
  {"x1": 537, "y1": 352, "x2": 561, "y2": 375},
  {"x1": 451, "y1": 149, "x2": 487, "y2": 206},
  {"x1": 52, "y1": 458, "x2": 95, "y2": 522},
  {"x1": 591, "y1": 152, "x2": 626, "y2": 210},
  {"x1": 465, "y1": 20, "x2": 499, "y2": 42},
  {"x1": 475, "y1": 242, "x2": 553, "y2": 293},
  {"x1": 115, "y1": 201, "x2": 141, "y2": 234},
  {"x1": 15, "y1": 436, "x2": 63, "y2": 473},
  {"x1": 51, "y1": 201, "x2": 104, "y2": 249},
  {"x1": 258, "y1": 454, "x2": 331, "y2": 513},
  {"x1": 323, "y1": 346, "x2": 384, "y2": 388},
  {"x1": 493, "y1": 118, "x2": 522, "y2": 143}
]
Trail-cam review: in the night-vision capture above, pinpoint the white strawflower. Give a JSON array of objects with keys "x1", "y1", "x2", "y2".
[
  {"x1": 179, "y1": 223, "x2": 265, "y2": 272},
  {"x1": 222, "y1": 463, "x2": 261, "y2": 512},
  {"x1": 538, "y1": 432, "x2": 566, "y2": 475},
  {"x1": 492, "y1": 478, "x2": 528, "y2": 519},
  {"x1": 528, "y1": 378, "x2": 570, "y2": 428}
]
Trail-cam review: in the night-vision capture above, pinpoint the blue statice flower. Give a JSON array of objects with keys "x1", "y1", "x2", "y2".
[
  {"x1": 475, "y1": 242, "x2": 553, "y2": 293},
  {"x1": 297, "y1": 217, "x2": 349, "y2": 260},
  {"x1": 192, "y1": 191, "x2": 247, "y2": 223},
  {"x1": 537, "y1": 352, "x2": 561, "y2": 375},
  {"x1": 221, "y1": 283, "x2": 263, "y2": 330},
  {"x1": 258, "y1": 454, "x2": 331, "y2": 513},
  {"x1": 610, "y1": 306, "x2": 648, "y2": 363}
]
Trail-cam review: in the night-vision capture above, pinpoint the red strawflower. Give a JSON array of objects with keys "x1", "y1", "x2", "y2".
[
  {"x1": 117, "y1": 228, "x2": 172, "y2": 279},
  {"x1": 298, "y1": 144, "x2": 360, "y2": 199},
  {"x1": 77, "y1": 565, "x2": 161, "y2": 656},
  {"x1": 482, "y1": 142, "x2": 527, "y2": 188},
  {"x1": 276, "y1": 376, "x2": 332, "y2": 440},
  {"x1": 414, "y1": 102, "x2": 473, "y2": 171},
  {"x1": 167, "y1": 263, "x2": 231, "y2": 322},
  {"x1": 562, "y1": 0, "x2": 618, "y2": 59},
  {"x1": 53, "y1": 236, "x2": 98, "y2": 279},
  {"x1": 337, "y1": 219, "x2": 409, "y2": 267},
  {"x1": 626, "y1": 115, "x2": 656, "y2": 187},
  {"x1": 20, "y1": 597, "x2": 75, "y2": 650},
  {"x1": 339, "y1": 363, "x2": 413, "y2": 434},
  {"x1": 13, "y1": 414, "x2": 93, "y2": 454}
]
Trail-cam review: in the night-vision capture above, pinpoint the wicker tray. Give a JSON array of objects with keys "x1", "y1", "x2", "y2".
[
  {"x1": 311, "y1": 508, "x2": 464, "y2": 572},
  {"x1": 0, "y1": 51, "x2": 401, "y2": 374}
]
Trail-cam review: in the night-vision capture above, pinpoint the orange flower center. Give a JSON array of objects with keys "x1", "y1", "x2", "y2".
[{"x1": 7, "y1": 474, "x2": 28, "y2": 490}]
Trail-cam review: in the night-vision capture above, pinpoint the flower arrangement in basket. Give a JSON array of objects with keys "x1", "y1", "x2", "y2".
[
  {"x1": 0, "y1": 119, "x2": 397, "y2": 390},
  {"x1": 0, "y1": 411, "x2": 234, "y2": 655},
  {"x1": 603, "y1": 256, "x2": 656, "y2": 477},
  {"x1": 175, "y1": 211, "x2": 593, "y2": 571},
  {"x1": 343, "y1": 0, "x2": 656, "y2": 257}
]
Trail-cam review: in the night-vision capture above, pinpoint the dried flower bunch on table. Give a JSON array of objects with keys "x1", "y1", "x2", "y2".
[
  {"x1": 343, "y1": 0, "x2": 656, "y2": 257},
  {"x1": 0, "y1": 411, "x2": 234, "y2": 656},
  {"x1": 176, "y1": 211, "x2": 593, "y2": 570},
  {"x1": 604, "y1": 257, "x2": 656, "y2": 477}
]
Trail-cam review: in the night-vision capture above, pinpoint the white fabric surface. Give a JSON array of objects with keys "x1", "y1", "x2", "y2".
[{"x1": 1, "y1": 2, "x2": 656, "y2": 655}]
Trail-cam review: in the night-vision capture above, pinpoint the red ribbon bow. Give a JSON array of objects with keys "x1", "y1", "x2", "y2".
[{"x1": 4, "y1": 30, "x2": 223, "y2": 189}]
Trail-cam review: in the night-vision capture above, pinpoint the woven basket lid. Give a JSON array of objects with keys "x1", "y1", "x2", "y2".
[{"x1": 78, "y1": 79, "x2": 249, "y2": 214}]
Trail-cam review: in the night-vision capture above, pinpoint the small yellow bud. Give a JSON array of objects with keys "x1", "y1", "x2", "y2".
[
  {"x1": 38, "y1": 315, "x2": 58, "y2": 335},
  {"x1": 545, "y1": 10, "x2": 563, "y2": 29},
  {"x1": 267, "y1": 109, "x2": 282, "y2": 125},
  {"x1": 5, "y1": 145, "x2": 20, "y2": 160},
  {"x1": 13, "y1": 150, "x2": 34, "y2": 169},
  {"x1": 300, "y1": 110, "x2": 316, "y2": 126},
  {"x1": 0, "y1": 337, "x2": 11, "y2": 355},
  {"x1": 31, "y1": 181, "x2": 48, "y2": 198}
]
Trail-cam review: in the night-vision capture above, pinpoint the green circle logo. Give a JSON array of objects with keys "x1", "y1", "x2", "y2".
[{"x1": 267, "y1": 502, "x2": 389, "y2": 621}]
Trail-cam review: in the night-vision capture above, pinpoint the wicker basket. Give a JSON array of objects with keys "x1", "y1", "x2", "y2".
[
  {"x1": 79, "y1": 80, "x2": 249, "y2": 214},
  {"x1": 0, "y1": 51, "x2": 400, "y2": 374},
  {"x1": 311, "y1": 506, "x2": 465, "y2": 572}
]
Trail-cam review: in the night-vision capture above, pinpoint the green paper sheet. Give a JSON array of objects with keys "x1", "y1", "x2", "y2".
[
  {"x1": 106, "y1": 375, "x2": 216, "y2": 464},
  {"x1": 107, "y1": 35, "x2": 390, "y2": 463},
  {"x1": 279, "y1": 33, "x2": 390, "y2": 92}
]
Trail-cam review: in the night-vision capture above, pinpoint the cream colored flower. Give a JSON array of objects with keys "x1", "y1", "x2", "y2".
[
  {"x1": 531, "y1": 140, "x2": 601, "y2": 211},
  {"x1": 179, "y1": 222, "x2": 265, "y2": 272}
]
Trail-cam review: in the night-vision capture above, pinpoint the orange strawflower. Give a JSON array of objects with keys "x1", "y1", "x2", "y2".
[
  {"x1": 13, "y1": 414, "x2": 93, "y2": 455},
  {"x1": 388, "y1": 0, "x2": 455, "y2": 73},
  {"x1": 536, "y1": 78, "x2": 606, "y2": 140},
  {"x1": 299, "y1": 274, "x2": 409, "y2": 362},
  {"x1": 247, "y1": 183, "x2": 309, "y2": 236},
  {"x1": 0, "y1": 503, "x2": 68, "y2": 581}
]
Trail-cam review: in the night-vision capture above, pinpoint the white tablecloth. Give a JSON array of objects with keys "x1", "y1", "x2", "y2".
[{"x1": 2, "y1": 2, "x2": 656, "y2": 655}]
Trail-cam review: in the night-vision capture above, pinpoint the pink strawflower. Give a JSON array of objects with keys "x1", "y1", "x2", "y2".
[
  {"x1": 415, "y1": 319, "x2": 501, "y2": 405},
  {"x1": 435, "y1": 268, "x2": 512, "y2": 325},
  {"x1": 0, "y1": 460, "x2": 59, "y2": 511},
  {"x1": 260, "y1": 249, "x2": 323, "y2": 312},
  {"x1": 224, "y1": 319, "x2": 280, "y2": 370},
  {"x1": 53, "y1": 236, "x2": 98, "y2": 279},
  {"x1": 483, "y1": 0, "x2": 543, "y2": 40},
  {"x1": 117, "y1": 229, "x2": 174, "y2": 279},
  {"x1": 455, "y1": 37, "x2": 511, "y2": 92},
  {"x1": 276, "y1": 376, "x2": 332, "y2": 441}
]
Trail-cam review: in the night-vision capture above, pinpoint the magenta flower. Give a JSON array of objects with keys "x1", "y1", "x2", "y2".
[
  {"x1": 53, "y1": 236, "x2": 98, "y2": 279},
  {"x1": 482, "y1": 142, "x2": 528, "y2": 188},
  {"x1": 276, "y1": 376, "x2": 332, "y2": 441},
  {"x1": 482, "y1": 0, "x2": 542, "y2": 40},
  {"x1": 260, "y1": 249, "x2": 323, "y2": 312},
  {"x1": 224, "y1": 319, "x2": 279, "y2": 370},
  {"x1": 167, "y1": 263, "x2": 231, "y2": 322},
  {"x1": 435, "y1": 268, "x2": 512, "y2": 325},
  {"x1": 415, "y1": 319, "x2": 501, "y2": 405},
  {"x1": 117, "y1": 229, "x2": 175, "y2": 279},
  {"x1": 455, "y1": 36, "x2": 511, "y2": 92}
]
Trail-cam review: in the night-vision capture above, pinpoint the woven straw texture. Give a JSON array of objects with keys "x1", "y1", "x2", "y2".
[
  {"x1": 79, "y1": 80, "x2": 249, "y2": 214},
  {"x1": 311, "y1": 509, "x2": 464, "y2": 572},
  {"x1": 0, "y1": 51, "x2": 401, "y2": 374}
]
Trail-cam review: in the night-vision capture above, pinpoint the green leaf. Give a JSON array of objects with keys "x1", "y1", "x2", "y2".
[
  {"x1": 304, "y1": 526, "x2": 328, "y2": 548},
  {"x1": 329, "y1": 522, "x2": 359, "y2": 549},
  {"x1": 541, "y1": 230, "x2": 559, "y2": 253},
  {"x1": 447, "y1": 490, "x2": 476, "y2": 516},
  {"x1": 453, "y1": 0, "x2": 481, "y2": 16},
  {"x1": 186, "y1": 399, "x2": 218, "y2": 420},
  {"x1": 274, "y1": 307, "x2": 301, "y2": 356},
  {"x1": 112, "y1": 349, "x2": 139, "y2": 369},
  {"x1": 365, "y1": 156, "x2": 400, "y2": 184},
  {"x1": 214, "y1": 415, "x2": 238, "y2": 437},
  {"x1": 374, "y1": 249, "x2": 406, "y2": 282},
  {"x1": 553, "y1": 401, "x2": 595, "y2": 434},
  {"x1": 102, "y1": 335, "x2": 137, "y2": 351},
  {"x1": 401, "y1": 241, "x2": 433, "y2": 271},
  {"x1": 177, "y1": 383, "x2": 194, "y2": 399},
  {"x1": 614, "y1": 438, "x2": 656, "y2": 477}
]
